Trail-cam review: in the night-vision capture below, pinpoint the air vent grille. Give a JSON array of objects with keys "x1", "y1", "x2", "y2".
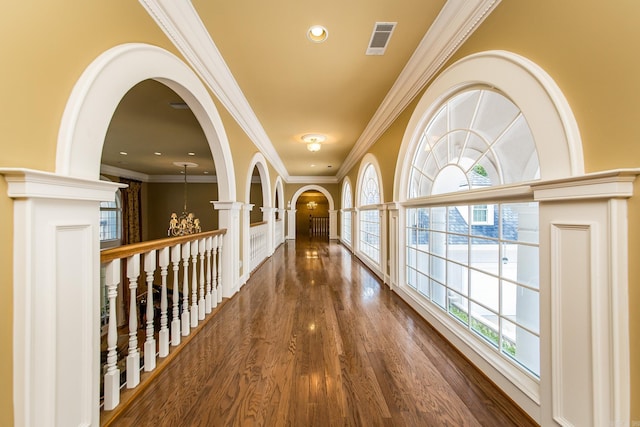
[{"x1": 366, "y1": 22, "x2": 396, "y2": 55}]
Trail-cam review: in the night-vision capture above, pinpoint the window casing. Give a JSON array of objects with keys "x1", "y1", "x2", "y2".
[
  {"x1": 342, "y1": 181, "x2": 352, "y2": 245},
  {"x1": 359, "y1": 164, "x2": 381, "y2": 266},
  {"x1": 404, "y1": 88, "x2": 540, "y2": 379}
]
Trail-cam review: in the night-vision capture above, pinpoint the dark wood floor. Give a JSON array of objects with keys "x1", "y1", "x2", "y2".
[{"x1": 110, "y1": 240, "x2": 537, "y2": 426}]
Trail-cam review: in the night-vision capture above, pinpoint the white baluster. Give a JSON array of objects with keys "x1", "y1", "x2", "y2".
[
  {"x1": 198, "y1": 238, "x2": 206, "y2": 320},
  {"x1": 126, "y1": 254, "x2": 140, "y2": 389},
  {"x1": 205, "y1": 236, "x2": 212, "y2": 314},
  {"x1": 190, "y1": 240, "x2": 199, "y2": 328},
  {"x1": 181, "y1": 242, "x2": 191, "y2": 336},
  {"x1": 103, "y1": 260, "x2": 121, "y2": 410},
  {"x1": 217, "y1": 234, "x2": 223, "y2": 304},
  {"x1": 171, "y1": 244, "x2": 181, "y2": 346},
  {"x1": 211, "y1": 235, "x2": 218, "y2": 309},
  {"x1": 144, "y1": 250, "x2": 157, "y2": 372},
  {"x1": 158, "y1": 247, "x2": 170, "y2": 357}
]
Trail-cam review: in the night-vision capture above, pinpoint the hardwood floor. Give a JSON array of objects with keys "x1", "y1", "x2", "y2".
[{"x1": 109, "y1": 240, "x2": 537, "y2": 426}]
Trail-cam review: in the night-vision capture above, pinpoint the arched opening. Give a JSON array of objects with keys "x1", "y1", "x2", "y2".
[
  {"x1": 295, "y1": 191, "x2": 330, "y2": 239},
  {"x1": 288, "y1": 185, "x2": 337, "y2": 241}
]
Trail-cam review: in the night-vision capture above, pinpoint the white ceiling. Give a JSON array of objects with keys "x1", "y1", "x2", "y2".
[{"x1": 101, "y1": 0, "x2": 499, "y2": 182}]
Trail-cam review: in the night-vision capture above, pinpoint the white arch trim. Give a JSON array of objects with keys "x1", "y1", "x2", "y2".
[
  {"x1": 356, "y1": 153, "x2": 384, "y2": 206},
  {"x1": 274, "y1": 176, "x2": 285, "y2": 210},
  {"x1": 341, "y1": 176, "x2": 353, "y2": 209},
  {"x1": 245, "y1": 152, "x2": 272, "y2": 207},
  {"x1": 290, "y1": 185, "x2": 335, "y2": 211},
  {"x1": 56, "y1": 43, "x2": 236, "y2": 201},
  {"x1": 394, "y1": 50, "x2": 584, "y2": 202}
]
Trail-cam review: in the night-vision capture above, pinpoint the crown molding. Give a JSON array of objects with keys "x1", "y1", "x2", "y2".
[
  {"x1": 286, "y1": 175, "x2": 340, "y2": 185},
  {"x1": 100, "y1": 164, "x2": 217, "y2": 183},
  {"x1": 336, "y1": 0, "x2": 501, "y2": 179},
  {"x1": 138, "y1": 0, "x2": 290, "y2": 181}
]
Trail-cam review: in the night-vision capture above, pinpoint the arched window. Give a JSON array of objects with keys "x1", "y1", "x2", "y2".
[
  {"x1": 342, "y1": 180, "x2": 353, "y2": 245},
  {"x1": 358, "y1": 163, "x2": 382, "y2": 266},
  {"x1": 405, "y1": 87, "x2": 541, "y2": 379}
]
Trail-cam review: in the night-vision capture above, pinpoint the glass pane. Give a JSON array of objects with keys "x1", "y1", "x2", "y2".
[
  {"x1": 473, "y1": 90, "x2": 520, "y2": 142},
  {"x1": 501, "y1": 319, "x2": 540, "y2": 377},
  {"x1": 406, "y1": 266, "x2": 417, "y2": 289},
  {"x1": 470, "y1": 238, "x2": 499, "y2": 275},
  {"x1": 431, "y1": 206, "x2": 446, "y2": 232},
  {"x1": 447, "y1": 261, "x2": 468, "y2": 296},
  {"x1": 406, "y1": 247, "x2": 417, "y2": 269},
  {"x1": 416, "y1": 249, "x2": 429, "y2": 275},
  {"x1": 502, "y1": 203, "x2": 538, "y2": 244},
  {"x1": 493, "y1": 115, "x2": 539, "y2": 184},
  {"x1": 430, "y1": 255, "x2": 446, "y2": 283},
  {"x1": 470, "y1": 204, "x2": 498, "y2": 237},
  {"x1": 501, "y1": 281, "x2": 539, "y2": 334},
  {"x1": 448, "y1": 291, "x2": 469, "y2": 326},
  {"x1": 470, "y1": 271, "x2": 499, "y2": 312},
  {"x1": 431, "y1": 280, "x2": 446, "y2": 309},
  {"x1": 430, "y1": 231, "x2": 446, "y2": 257},
  {"x1": 470, "y1": 302, "x2": 499, "y2": 348},
  {"x1": 448, "y1": 236, "x2": 468, "y2": 265},
  {"x1": 502, "y1": 244, "x2": 539, "y2": 289},
  {"x1": 448, "y1": 206, "x2": 468, "y2": 235},
  {"x1": 448, "y1": 90, "x2": 480, "y2": 130},
  {"x1": 417, "y1": 272, "x2": 429, "y2": 298}
]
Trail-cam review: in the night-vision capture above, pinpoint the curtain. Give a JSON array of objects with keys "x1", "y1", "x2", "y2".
[{"x1": 120, "y1": 178, "x2": 142, "y2": 245}]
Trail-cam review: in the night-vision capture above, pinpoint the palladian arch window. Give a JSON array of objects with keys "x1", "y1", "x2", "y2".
[
  {"x1": 359, "y1": 164, "x2": 381, "y2": 265},
  {"x1": 342, "y1": 181, "x2": 353, "y2": 245},
  {"x1": 405, "y1": 88, "x2": 541, "y2": 378}
]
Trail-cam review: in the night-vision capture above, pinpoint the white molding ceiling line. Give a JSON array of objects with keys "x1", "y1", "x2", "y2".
[
  {"x1": 138, "y1": 0, "x2": 290, "y2": 181},
  {"x1": 100, "y1": 164, "x2": 218, "y2": 183},
  {"x1": 336, "y1": 0, "x2": 502, "y2": 180},
  {"x1": 287, "y1": 175, "x2": 340, "y2": 185}
]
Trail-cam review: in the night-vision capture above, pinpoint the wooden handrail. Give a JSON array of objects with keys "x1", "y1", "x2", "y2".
[
  {"x1": 250, "y1": 221, "x2": 268, "y2": 228},
  {"x1": 100, "y1": 229, "x2": 227, "y2": 263}
]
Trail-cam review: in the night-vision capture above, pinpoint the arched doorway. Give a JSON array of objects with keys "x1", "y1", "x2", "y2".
[
  {"x1": 295, "y1": 191, "x2": 330, "y2": 239},
  {"x1": 288, "y1": 185, "x2": 337, "y2": 240}
]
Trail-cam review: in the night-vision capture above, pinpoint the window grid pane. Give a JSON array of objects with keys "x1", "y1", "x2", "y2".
[
  {"x1": 359, "y1": 209, "x2": 380, "y2": 265},
  {"x1": 405, "y1": 202, "x2": 539, "y2": 377}
]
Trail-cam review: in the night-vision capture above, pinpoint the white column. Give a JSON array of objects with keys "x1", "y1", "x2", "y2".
[
  {"x1": 170, "y1": 244, "x2": 181, "y2": 346},
  {"x1": 143, "y1": 250, "x2": 157, "y2": 372},
  {"x1": 181, "y1": 243, "x2": 190, "y2": 336},
  {"x1": 198, "y1": 238, "x2": 206, "y2": 320},
  {"x1": 103, "y1": 260, "x2": 121, "y2": 411},
  {"x1": 212, "y1": 201, "x2": 241, "y2": 297},
  {"x1": 328, "y1": 209, "x2": 338, "y2": 240},
  {"x1": 2, "y1": 170, "x2": 123, "y2": 427},
  {"x1": 241, "y1": 203, "x2": 254, "y2": 284},
  {"x1": 261, "y1": 206, "x2": 276, "y2": 255},
  {"x1": 190, "y1": 240, "x2": 199, "y2": 328},
  {"x1": 286, "y1": 208, "x2": 297, "y2": 240},
  {"x1": 210, "y1": 235, "x2": 218, "y2": 308},
  {"x1": 386, "y1": 203, "x2": 400, "y2": 289},
  {"x1": 158, "y1": 247, "x2": 170, "y2": 357},
  {"x1": 126, "y1": 254, "x2": 141, "y2": 388}
]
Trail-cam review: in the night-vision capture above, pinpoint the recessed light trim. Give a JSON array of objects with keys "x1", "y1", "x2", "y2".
[
  {"x1": 188, "y1": 152, "x2": 196, "y2": 156},
  {"x1": 307, "y1": 25, "x2": 328, "y2": 43},
  {"x1": 154, "y1": 152, "x2": 162, "y2": 156},
  {"x1": 119, "y1": 151, "x2": 128, "y2": 155}
]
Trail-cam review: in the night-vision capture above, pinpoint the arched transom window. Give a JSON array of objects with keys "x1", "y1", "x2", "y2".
[
  {"x1": 342, "y1": 181, "x2": 353, "y2": 245},
  {"x1": 359, "y1": 163, "x2": 381, "y2": 265},
  {"x1": 405, "y1": 87, "x2": 541, "y2": 379},
  {"x1": 408, "y1": 88, "x2": 539, "y2": 199}
]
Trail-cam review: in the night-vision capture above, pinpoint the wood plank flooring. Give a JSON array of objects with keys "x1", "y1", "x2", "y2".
[{"x1": 109, "y1": 240, "x2": 537, "y2": 426}]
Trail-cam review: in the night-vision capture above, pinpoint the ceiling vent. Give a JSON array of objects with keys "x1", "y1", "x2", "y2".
[{"x1": 366, "y1": 22, "x2": 396, "y2": 55}]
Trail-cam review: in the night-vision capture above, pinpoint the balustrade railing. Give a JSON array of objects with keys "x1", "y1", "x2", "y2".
[
  {"x1": 249, "y1": 221, "x2": 268, "y2": 271},
  {"x1": 275, "y1": 218, "x2": 284, "y2": 246},
  {"x1": 100, "y1": 229, "x2": 226, "y2": 412},
  {"x1": 309, "y1": 216, "x2": 329, "y2": 238}
]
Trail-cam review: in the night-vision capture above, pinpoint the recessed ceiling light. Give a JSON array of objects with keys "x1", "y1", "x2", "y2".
[
  {"x1": 154, "y1": 152, "x2": 162, "y2": 156},
  {"x1": 307, "y1": 25, "x2": 328, "y2": 43},
  {"x1": 310, "y1": 164, "x2": 316, "y2": 167},
  {"x1": 119, "y1": 151, "x2": 128, "y2": 155},
  {"x1": 188, "y1": 152, "x2": 195, "y2": 156},
  {"x1": 203, "y1": 171, "x2": 209, "y2": 174}
]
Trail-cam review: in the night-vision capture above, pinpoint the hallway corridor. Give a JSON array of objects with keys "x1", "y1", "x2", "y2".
[{"x1": 109, "y1": 240, "x2": 536, "y2": 426}]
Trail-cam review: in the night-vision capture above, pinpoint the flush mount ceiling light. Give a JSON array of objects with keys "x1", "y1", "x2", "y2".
[
  {"x1": 302, "y1": 134, "x2": 326, "y2": 152},
  {"x1": 307, "y1": 25, "x2": 328, "y2": 43}
]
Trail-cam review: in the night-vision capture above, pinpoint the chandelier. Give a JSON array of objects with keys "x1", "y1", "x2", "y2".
[
  {"x1": 307, "y1": 201, "x2": 317, "y2": 210},
  {"x1": 302, "y1": 134, "x2": 325, "y2": 152},
  {"x1": 168, "y1": 161, "x2": 202, "y2": 237}
]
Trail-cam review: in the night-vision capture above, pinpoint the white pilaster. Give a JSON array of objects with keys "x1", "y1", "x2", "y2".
[
  {"x1": 1, "y1": 169, "x2": 123, "y2": 427},
  {"x1": 328, "y1": 209, "x2": 339, "y2": 240},
  {"x1": 211, "y1": 201, "x2": 242, "y2": 297},
  {"x1": 286, "y1": 208, "x2": 297, "y2": 240}
]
